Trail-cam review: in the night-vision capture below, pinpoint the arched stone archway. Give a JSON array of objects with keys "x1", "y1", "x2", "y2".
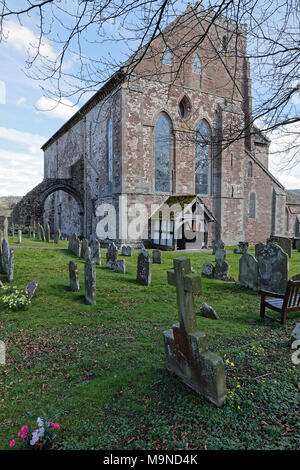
[{"x1": 13, "y1": 178, "x2": 84, "y2": 236}]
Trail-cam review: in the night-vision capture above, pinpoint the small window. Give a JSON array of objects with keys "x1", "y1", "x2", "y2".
[
  {"x1": 249, "y1": 192, "x2": 256, "y2": 219},
  {"x1": 162, "y1": 48, "x2": 172, "y2": 66},
  {"x1": 248, "y1": 161, "x2": 253, "y2": 177},
  {"x1": 193, "y1": 55, "x2": 201, "y2": 74},
  {"x1": 178, "y1": 96, "x2": 191, "y2": 119}
]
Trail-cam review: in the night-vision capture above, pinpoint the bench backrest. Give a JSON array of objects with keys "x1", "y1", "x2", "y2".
[{"x1": 285, "y1": 280, "x2": 300, "y2": 309}]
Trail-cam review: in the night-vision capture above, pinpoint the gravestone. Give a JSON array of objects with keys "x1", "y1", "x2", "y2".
[
  {"x1": 7, "y1": 248, "x2": 14, "y2": 283},
  {"x1": 255, "y1": 243, "x2": 264, "y2": 260},
  {"x1": 91, "y1": 240, "x2": 101, "y2": 265},
  {"x1": 152, "y1": 250, "x2": 162, "y2": 264},
  {"x1": 32, "y1": 221, "x2": 36, "y2": 239},
  {"x1": 84, "y1": 259, "x2": 96, "y2": 305},
  {"x1": 215, "y1": 248, "x2": 234, "y2": 281},
  {"x1": 2, "y1": 240, "x2": 10, "y2": 275},
  {"x1": 164, "y1": 257, "x2": 226, "y2": 406},
  {"x1": 28, "y1": 226, "x2": 32, "y2": 239},
  {"x1": 200, "y1": 302, "x2": 219, "y2": 320},
  {"x1": 212, "y1": 239, "x2": 225, "y2": 254},
  {"x1": 54, "y1": 229, "x2": 61, "y2": 244},
  {"x1": 267, "y1": 236, "x2": 292, "y2": 258},
  {"x1": 3, "y1": 217, "x2": 8, "y2": 241},
  {"x1": 295, "y1": 238, "x2": 300, "y2": 251},
  {"x1": 23, "y1": 280, "x2": 38, "y2": 300},
  {"x1": 84, "y1": 246, "x2": 91, "y2": 261},
  {"x1": 69, "y1": 261, "x2": 80, "y2": 292},
  {"x1": 18, "y1": 230, "x2": 22, "y2": 244},
  {"x1": 121, "y1": 245, "x2": 132, "y2": 257},
  {"x1": 114, "y1": 259, "x2": 126, "y2": 274},
  {"x1": 234, "y1": 241, "x2": 249, "y2": 255},
  {"x1": 201, "y1": 262, "x2": 215, "y2": 279},
  {"x1": 81, "y1": 239, "x2": 89, "y2": 259},
  {"x1": 238, "y1": 253, "x2": 258, "y2": 291},
  {"x1": 45, "y1": 223, "x2": 51, "y2": 243},
  {"x1": 137, "y1": 249, "x2": 152, "y2": 286},
  {"x1": 106, "y1": 242, "x2": 118, "y2": 269},
  {"x1": 11, "y1": 223, "x2": 15, "y2": 238},
  {"x1": 73, "y1": 236, "x2": 81, "y2": 257},
  {"x1": 257, "y1": 243, "x2": 289, "y2": 294}
]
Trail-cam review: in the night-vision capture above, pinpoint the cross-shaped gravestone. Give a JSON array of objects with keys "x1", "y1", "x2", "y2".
[{"x1": 164, "y1": 257, "x2": 226, "y2": 407}]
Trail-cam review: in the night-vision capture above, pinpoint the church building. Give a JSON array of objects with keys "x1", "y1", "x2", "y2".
[{"x1": 13, "y1": 4, "x2": 300, "y2": 247}]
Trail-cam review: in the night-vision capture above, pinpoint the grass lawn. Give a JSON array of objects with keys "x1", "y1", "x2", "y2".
[{"x1": 0, "y1": 236, "x2": 299, "y2": 450}]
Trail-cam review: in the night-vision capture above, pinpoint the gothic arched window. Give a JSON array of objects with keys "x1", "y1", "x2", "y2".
[
  {"x1": 249, "y1": 192, "x2": 256, "y2": 218},
  {"x1": 108, "y1": 118, "x2": 113, "y2": 183},
  {"x1": 155, "y1": 114, "x2": 171, "y2": 192},
  {"x1": 193, "y1": 55, "x2": 201, "y2": 74},
  {"x1": 195, "y1": 120, "x2": 211, "y2": 195},
  {"x1": 248, "y1": 161, "x2": 253, "y2": 177},
  {"x1": 162, "y1": 48, "x2": 173, "y2": 66}
]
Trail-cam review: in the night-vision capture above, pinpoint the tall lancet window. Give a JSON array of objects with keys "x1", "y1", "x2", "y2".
[
  {"x1": 193, "y1": 55, "x2": 201, "y2": 74},
  {"x1": 195, "y1": 120, "x2": 211, "y2": 195},
  {"x1": 162, "y1": 48, "x2": 173, "y2": 66},
  {"x1": 155, "y1": 114, "x2": 171, "y2": 192},
  {"x1": 108, "y1": 118, "x2": 113, "y2": 184},
  {"x1": 249, "y1": 192, "x2": 256, "y2": 219}
]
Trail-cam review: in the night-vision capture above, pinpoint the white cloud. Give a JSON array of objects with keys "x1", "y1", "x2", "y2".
[
  {"x1": 16, "y1": 97, "x2": 27, "y2": 106},
  {"x1": 0, "y1": 127, "x2": 47, "y2": 154},
  {"x1": 3, "y1": 20, "x2": 57, "y2": 61},
  {"x1": 36, "y1": 96, "x2": 79, "y2": 120}
]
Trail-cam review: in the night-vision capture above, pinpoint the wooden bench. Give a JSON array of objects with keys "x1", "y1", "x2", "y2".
[{"x1": 260, "y1": 280, "x2": 300, "y2": 325}]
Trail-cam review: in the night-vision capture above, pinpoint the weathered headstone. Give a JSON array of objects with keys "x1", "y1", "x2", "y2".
[
  {"x1": 238, "y1": 253, "x2": 258, "y2": 291},
  {"x1": 7, "y1": 248, "x2": 14, "y2": 283},
  {"x1": 114, "y1": 259, "x2": 126, "y2": 274},
  {"x1": 3, "y1": 218, "x2": 8, "y2": 241},
  {"x1": 234, "y1": 241, "x2": 249, "y2": 255},
  {"x1": 33, "y1": 220, "x2": 36, "y2": 239},
  {"x1": 137, "y1": 249, "x2": 152, "y2": 286},
  {"x1": 255, "y1": 243, "x2": 265, "y2": 260},
  {"x1": 121, "y1": 245, "x2": 132, "y2": 257},
  {"x1": 84, "y1": 246, "x2": 91, "y2": 261},
  {"x1": 200, "y1": 302, "x2": 220, "y2": 320},
  {"x1": 69, "y1": 261, "x2": 80, "y2": 292},
  {"x1": 84, "y1": 259, "x2": 96, "y2": 305},
  {"x1": 11, "y1": 223, "x2": 15, "y2": 238},
  {"x1": 91, "y1": 240, "x2": 101, "y2": 265},
  {"x1": 215, "y1": 248, "x2": 234, "y2": 281},
  {"x1": 212, "y1": 239, "x2": 225, "y2": 254},
  {"x1": 28, "y1": 226, "x2": 32, "y2": 239},
  {"x1": 40, "y1": 225, "x2": 46, "y2": 242},
  {"x1": 106, "y1": 242, "x2": 118, "y2": 269},
  {"x1": 267, "y1": 236, "x2": 292, "y2": 258},
  {"x1": 2, "y1": 240, "x2": 10, "y2": 275},
  {"x1": 18, "y1": 230, "x2": 22, "y2": 244},
  {"x1": 164, "y1": 257, "x2": 226, "y2": 406},
  {"x1": 68, "y1": 233, "x2": 81, "y2": 257},
  {"x1": 202, "y1": 262, "x2": 215, "y2": 279},
  {"x1": 257, "y1": 243, "x2": 289, "y2": 294},
  {"x1": 45, "y1": 223, "x2": 51, "y2": 243},
  {"x1": 23, "y1": 280, "x2": 38, "y2": 300},
  {"x1": 54, "y1": 229, "x2": 61, "y2": 244},
  {"x1": 81, "y1": 238, "x2": 89, "y2": 260},
  {"x1": 152, "y1": 250, "x2": 162, "y2": 264}
]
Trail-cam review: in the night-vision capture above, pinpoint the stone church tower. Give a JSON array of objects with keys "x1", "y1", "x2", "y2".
[{"x1": 13, "y1": 4, "x2": 300, "y2": 247}]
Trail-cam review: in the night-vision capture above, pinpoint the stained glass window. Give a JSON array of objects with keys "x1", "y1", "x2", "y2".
[{"x1": 195, "y1": 120, "x2": 211, "y2": 194}]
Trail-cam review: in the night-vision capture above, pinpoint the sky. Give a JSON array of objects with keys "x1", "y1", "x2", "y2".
[{"x1": 0, "y1": 3, "x2": 299, "y2": 197}]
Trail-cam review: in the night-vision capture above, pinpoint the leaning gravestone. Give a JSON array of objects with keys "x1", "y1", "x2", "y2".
[
  {"x1": 7, "y1": 249, "x2": 14, "y2": 283},
  {"x1": 23, "y1": 280, "x2": 38, "y2": 300},
  {"x1": 84, "y1": 259, "x2": 96, "y2": 305},
  {"x1": 81, "y1": 239, "x2": 89, "y2": 259},
  {"x1": 121, "y1": 245, "x2": 132, "y2": 257},
  {"x1": 200, "y1": 302, "x2": 220, "y2": 320},
  {"x1": 238, "y1": 253, "x2": 258, "y2": 291},
  {"x1": 69, "y1": 261, "x2": 80, "y2": 292},
  {"x1": 54, "y1": 229, "x2": 61, "y2": 244},
  {"x1": 18, "y1": 230, "x2": 22, "y2": 244},
  {"x1": 267, "y1": 236, "x2": 292, "y2": 258},
  {"x1": 152, "y1": 250, "x2": 162, "y2": 264},
  {"x1": 164, "y1": 257, "x2": 226, "y2": 406},
  {"x1": 114, "y1": 259, "x2": 126, "y2": 274},
  {"x1": 257, "y1": 243, "x2": 289, "y2": 294},
  {"x1": 234, "y1": 241, "x2": 249, "y2": 255},
  {"x1": 91, "y1": 240, "x2": 101, "y2": 265},
  {"x1": 106, "y1": 242, "x2": 118, "y2": 269},
  {"x1": 202, "y1": 262, "x2": 215, "y2": 279},
  {"x1": 137, "y1": 249, "x2": 152, "y2": 286}
]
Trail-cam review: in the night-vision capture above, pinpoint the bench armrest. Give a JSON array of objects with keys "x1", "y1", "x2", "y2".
[{"x1": 260, "y1": 290, "x2": 285, "y2": 299}]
